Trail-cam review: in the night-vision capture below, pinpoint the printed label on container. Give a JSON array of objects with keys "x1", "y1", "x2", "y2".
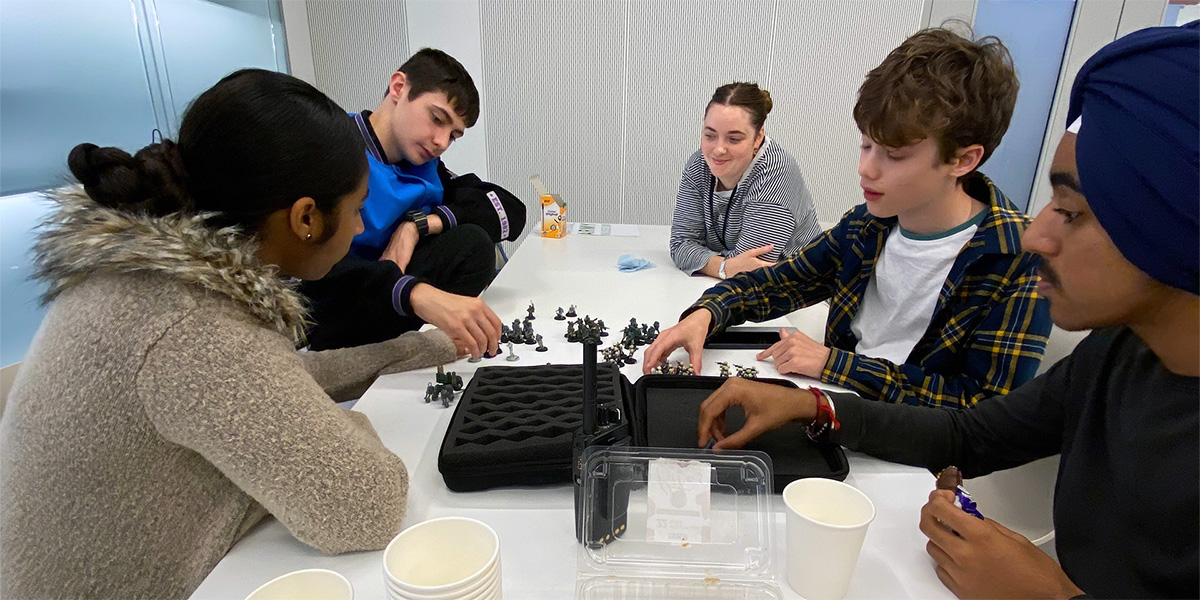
[{"x1": 646, "y1": 458, "x2": 711, "y2": 543}]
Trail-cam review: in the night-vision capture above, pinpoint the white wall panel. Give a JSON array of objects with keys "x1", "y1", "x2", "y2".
[
  {"x1": 406, "y1": 0, "x2": 490, "y2": 178},
  {"x1": 480, "y1": 0, "x2": 626, "y2": 240},
  {"x1": 305, "y1": 0, "x2": 408, "y2": 114},
  {"x1": 622, "y1": 0, "x2": 774, "y2": 227},
  {"x1": 480, "y1": 0, "x2": 926, "y2": 242},
  {"x1": 768, "y1": 0, "x2": 925, "y2": 222}
]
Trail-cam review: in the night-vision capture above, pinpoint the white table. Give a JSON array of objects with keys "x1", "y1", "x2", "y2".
[{"x1": 191, "y1": 225, "x2": 952, "y2": 600}]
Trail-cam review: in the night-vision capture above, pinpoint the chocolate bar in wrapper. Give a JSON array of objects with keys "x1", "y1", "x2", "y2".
[{"x1": 936, "y1": 466, "x2": 985, "y2": 520}]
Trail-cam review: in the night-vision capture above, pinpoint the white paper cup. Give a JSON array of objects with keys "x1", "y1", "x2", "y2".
[
  {"x1": 245, "y1": 568, "x2": 353, "y2": 600},
  {"x1": 383, "y1": 517, "x2": 501, "y2": 597},
  {"x1": 782, "y1": 478, "x2": 876, "y2": 600}
]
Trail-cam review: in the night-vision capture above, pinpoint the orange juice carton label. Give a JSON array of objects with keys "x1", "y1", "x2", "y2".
[{"x1": 541, "y1": 194, "x2": 566, "y2": 238}]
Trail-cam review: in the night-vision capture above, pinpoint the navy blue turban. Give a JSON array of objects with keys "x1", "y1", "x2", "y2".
[{"x1": 1066, "y1": 21, "x2": 1199, "y2": 295}]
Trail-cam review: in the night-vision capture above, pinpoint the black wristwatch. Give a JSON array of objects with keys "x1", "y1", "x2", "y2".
[{"x1": 404, "y1": 209, "x2": 429, "y2": 238}]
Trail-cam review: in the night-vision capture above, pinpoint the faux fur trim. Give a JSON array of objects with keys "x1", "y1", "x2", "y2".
[{"x1": 33, "y1": 186, "x2": 308, "y2": 340}]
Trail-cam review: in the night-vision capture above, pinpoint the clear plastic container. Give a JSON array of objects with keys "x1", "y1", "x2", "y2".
[{"x1": 576, "y1": 447, "x2": 780, "y2": 599}]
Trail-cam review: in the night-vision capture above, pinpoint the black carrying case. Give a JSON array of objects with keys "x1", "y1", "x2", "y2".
[
  {"x1": 438, "y1": 366, "x2": 848, "y2": 494},
  {"x1": 630, "y1": 374, "x2": 849, "y2": 492},
  {"x1": 438, "y1": 363, "x2": 633, "y2": 491}
]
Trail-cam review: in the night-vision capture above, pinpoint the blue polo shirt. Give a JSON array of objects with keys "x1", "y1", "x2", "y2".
[{"x1": 349, "y1": 111, "x2": 455, "y2": 260}]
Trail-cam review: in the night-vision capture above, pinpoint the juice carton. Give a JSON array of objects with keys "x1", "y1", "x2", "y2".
[
  {"x1": 540, "y1": 194, "x2": 566, "y2": 238},
  {"x1": 530, "y1": 175, "x2": 566, "y2": 238}
]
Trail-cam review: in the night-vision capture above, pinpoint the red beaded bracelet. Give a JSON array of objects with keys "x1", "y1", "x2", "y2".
[{"x1": 805, "y1": 386, "x2": 840, "y2": 442}]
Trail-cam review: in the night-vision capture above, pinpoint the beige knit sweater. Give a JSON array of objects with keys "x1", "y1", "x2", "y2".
[{"x1": 0, "y1": 188, "x2": 457, "y2": 600}]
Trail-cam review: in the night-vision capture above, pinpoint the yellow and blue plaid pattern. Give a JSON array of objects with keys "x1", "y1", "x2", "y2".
[{"x1": 692, "y1": 173, "x2": 1051, "y2": 409}]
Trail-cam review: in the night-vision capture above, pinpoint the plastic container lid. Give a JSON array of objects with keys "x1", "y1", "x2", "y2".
[{"x1": 576, "y1": 447, "x2": 779, "y2": 597}]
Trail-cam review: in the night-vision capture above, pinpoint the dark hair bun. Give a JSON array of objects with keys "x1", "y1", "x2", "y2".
[
  {"x1": 760, "y1": 88, "x2": 773, "y2": 116},
  {"x1": 67, "y1": 140, "x2": 192, "y2": 216}
]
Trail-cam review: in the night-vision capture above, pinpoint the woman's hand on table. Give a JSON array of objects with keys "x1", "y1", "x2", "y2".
[
  {"x1": 696, "y1": 378, "x2": 817, "y2": 450},
  {"x1": 920, "y1": 490, "x2": 1084, "y2": 599},
  {"x1": 755, "y1": 327, "x2": 831, "y2": 378},
  {"x1": 410, "y1": 283, "x2": 502, "y2": 358},
  {"x1": 723, "y1": 244, "x2": 775, "y2": 277},
  {"x1": 642, "y1": 309, "x2": 711, "y2": 374}
]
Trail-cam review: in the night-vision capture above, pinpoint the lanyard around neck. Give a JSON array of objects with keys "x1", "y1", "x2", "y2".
[{"x1": 708, "y1": 178, "x2": 737, "y2": 251}]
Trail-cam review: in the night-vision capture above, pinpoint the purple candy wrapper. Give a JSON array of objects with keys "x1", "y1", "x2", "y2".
[{"x1": 955, "y1": 487, "x2": 985, "y2": 520}]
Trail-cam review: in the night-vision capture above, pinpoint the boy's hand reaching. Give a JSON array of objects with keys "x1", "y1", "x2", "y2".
[
  {"x1": 642, "y1": 309, "x2": 711, "y2": 375},
  {"x1": 756, "y1": 327, "x2": 831, "y2": 378}
]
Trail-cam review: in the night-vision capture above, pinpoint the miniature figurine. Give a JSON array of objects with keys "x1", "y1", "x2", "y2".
[
  {"x1": 717, "y1": 361, "x2": 730, "y2": 378},
  {"x1": 527, "y1": 301, "x2": 536, "y2": 320},
  {"x1": 505, "y1": 341, "x2": 519, "y2": 362},
  {"x1": 566, "y1": 304, "x2": 577, "y2": 317},
  {"x1": 425, "y1": 383, "x2": 436, "y2": 403},
  {"x1": 555, "y1": 307, "x2": 566, "y2": 320},
  {"x1": 735, "y1": 365, "x2": 758, "y2": 379},
  {"x1": 535, "y1": 334, "x2": 548, "y2": 352}
]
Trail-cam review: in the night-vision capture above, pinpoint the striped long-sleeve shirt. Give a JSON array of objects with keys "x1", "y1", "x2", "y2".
[
  {"x1": 669, "y1": 137, "x2": 822, "y2": 274},
  {"x1": 688, "y1": 173, "x2": 1052, "y2": 409}
]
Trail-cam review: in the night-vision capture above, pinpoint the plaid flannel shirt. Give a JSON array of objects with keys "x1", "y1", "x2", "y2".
[{"x1": 691, "y1": 173, "x2": 1051, "y2": 409}]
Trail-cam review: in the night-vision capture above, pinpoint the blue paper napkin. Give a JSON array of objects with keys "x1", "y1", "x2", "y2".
[{"x1": 617, "y1": 254, "x2": 655, "y2": 272}]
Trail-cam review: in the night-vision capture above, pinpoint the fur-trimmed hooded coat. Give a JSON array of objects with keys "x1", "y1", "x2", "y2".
[{"x1": 0, "y1": 187, "x2": 457, "y2": 600}]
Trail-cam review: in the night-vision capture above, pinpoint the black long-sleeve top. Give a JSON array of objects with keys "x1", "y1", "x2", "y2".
[{"x1": 833, "y1": 327, "x2": 1198, "y2": 598}]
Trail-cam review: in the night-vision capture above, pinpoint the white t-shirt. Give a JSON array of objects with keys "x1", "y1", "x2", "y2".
[{"x1": 850, "y1": 212, "x2": 985, "y2": 364}]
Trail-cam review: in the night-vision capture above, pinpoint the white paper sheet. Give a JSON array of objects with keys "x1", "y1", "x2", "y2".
[{"x1": 566, "y1": 223, "x2": 640, "y2": 237}]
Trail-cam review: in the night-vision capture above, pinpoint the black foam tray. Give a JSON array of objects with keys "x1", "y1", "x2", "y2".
[
  {"x1": 438, "y1": 363, "x2": 630, "y2": 492},
  {"x1": 631, "y1": 375, "x2": 849, "y2": 491}
]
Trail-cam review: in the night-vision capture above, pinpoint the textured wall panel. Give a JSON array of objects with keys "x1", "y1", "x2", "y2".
[
  {"x1": 481, "y1": 0, "x2": 626, "y2": 245},
  {"x1": 309, "y1": 0, "x2": 927, "y2": 251},
  {"x1": 481, "y1": 0, "x2": 925, "y2": 239},
  {"x1": 306, "y1": 0, "x2": 408, "y2": 114},
  {"x1": 768, "y1": 0, "x2": 924, "y2": 222},
  {"x1": 622, "y1": 0, "x2": 774, "y2": 226}
]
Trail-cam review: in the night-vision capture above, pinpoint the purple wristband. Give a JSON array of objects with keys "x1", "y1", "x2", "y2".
[{"x1": 392, "y1": 275, "x2": 417, "y2": 317}]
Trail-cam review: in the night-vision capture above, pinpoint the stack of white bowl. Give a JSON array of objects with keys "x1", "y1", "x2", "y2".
[{"x1": 383, "y1": 517, "x2": 503, "y2": 600}]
